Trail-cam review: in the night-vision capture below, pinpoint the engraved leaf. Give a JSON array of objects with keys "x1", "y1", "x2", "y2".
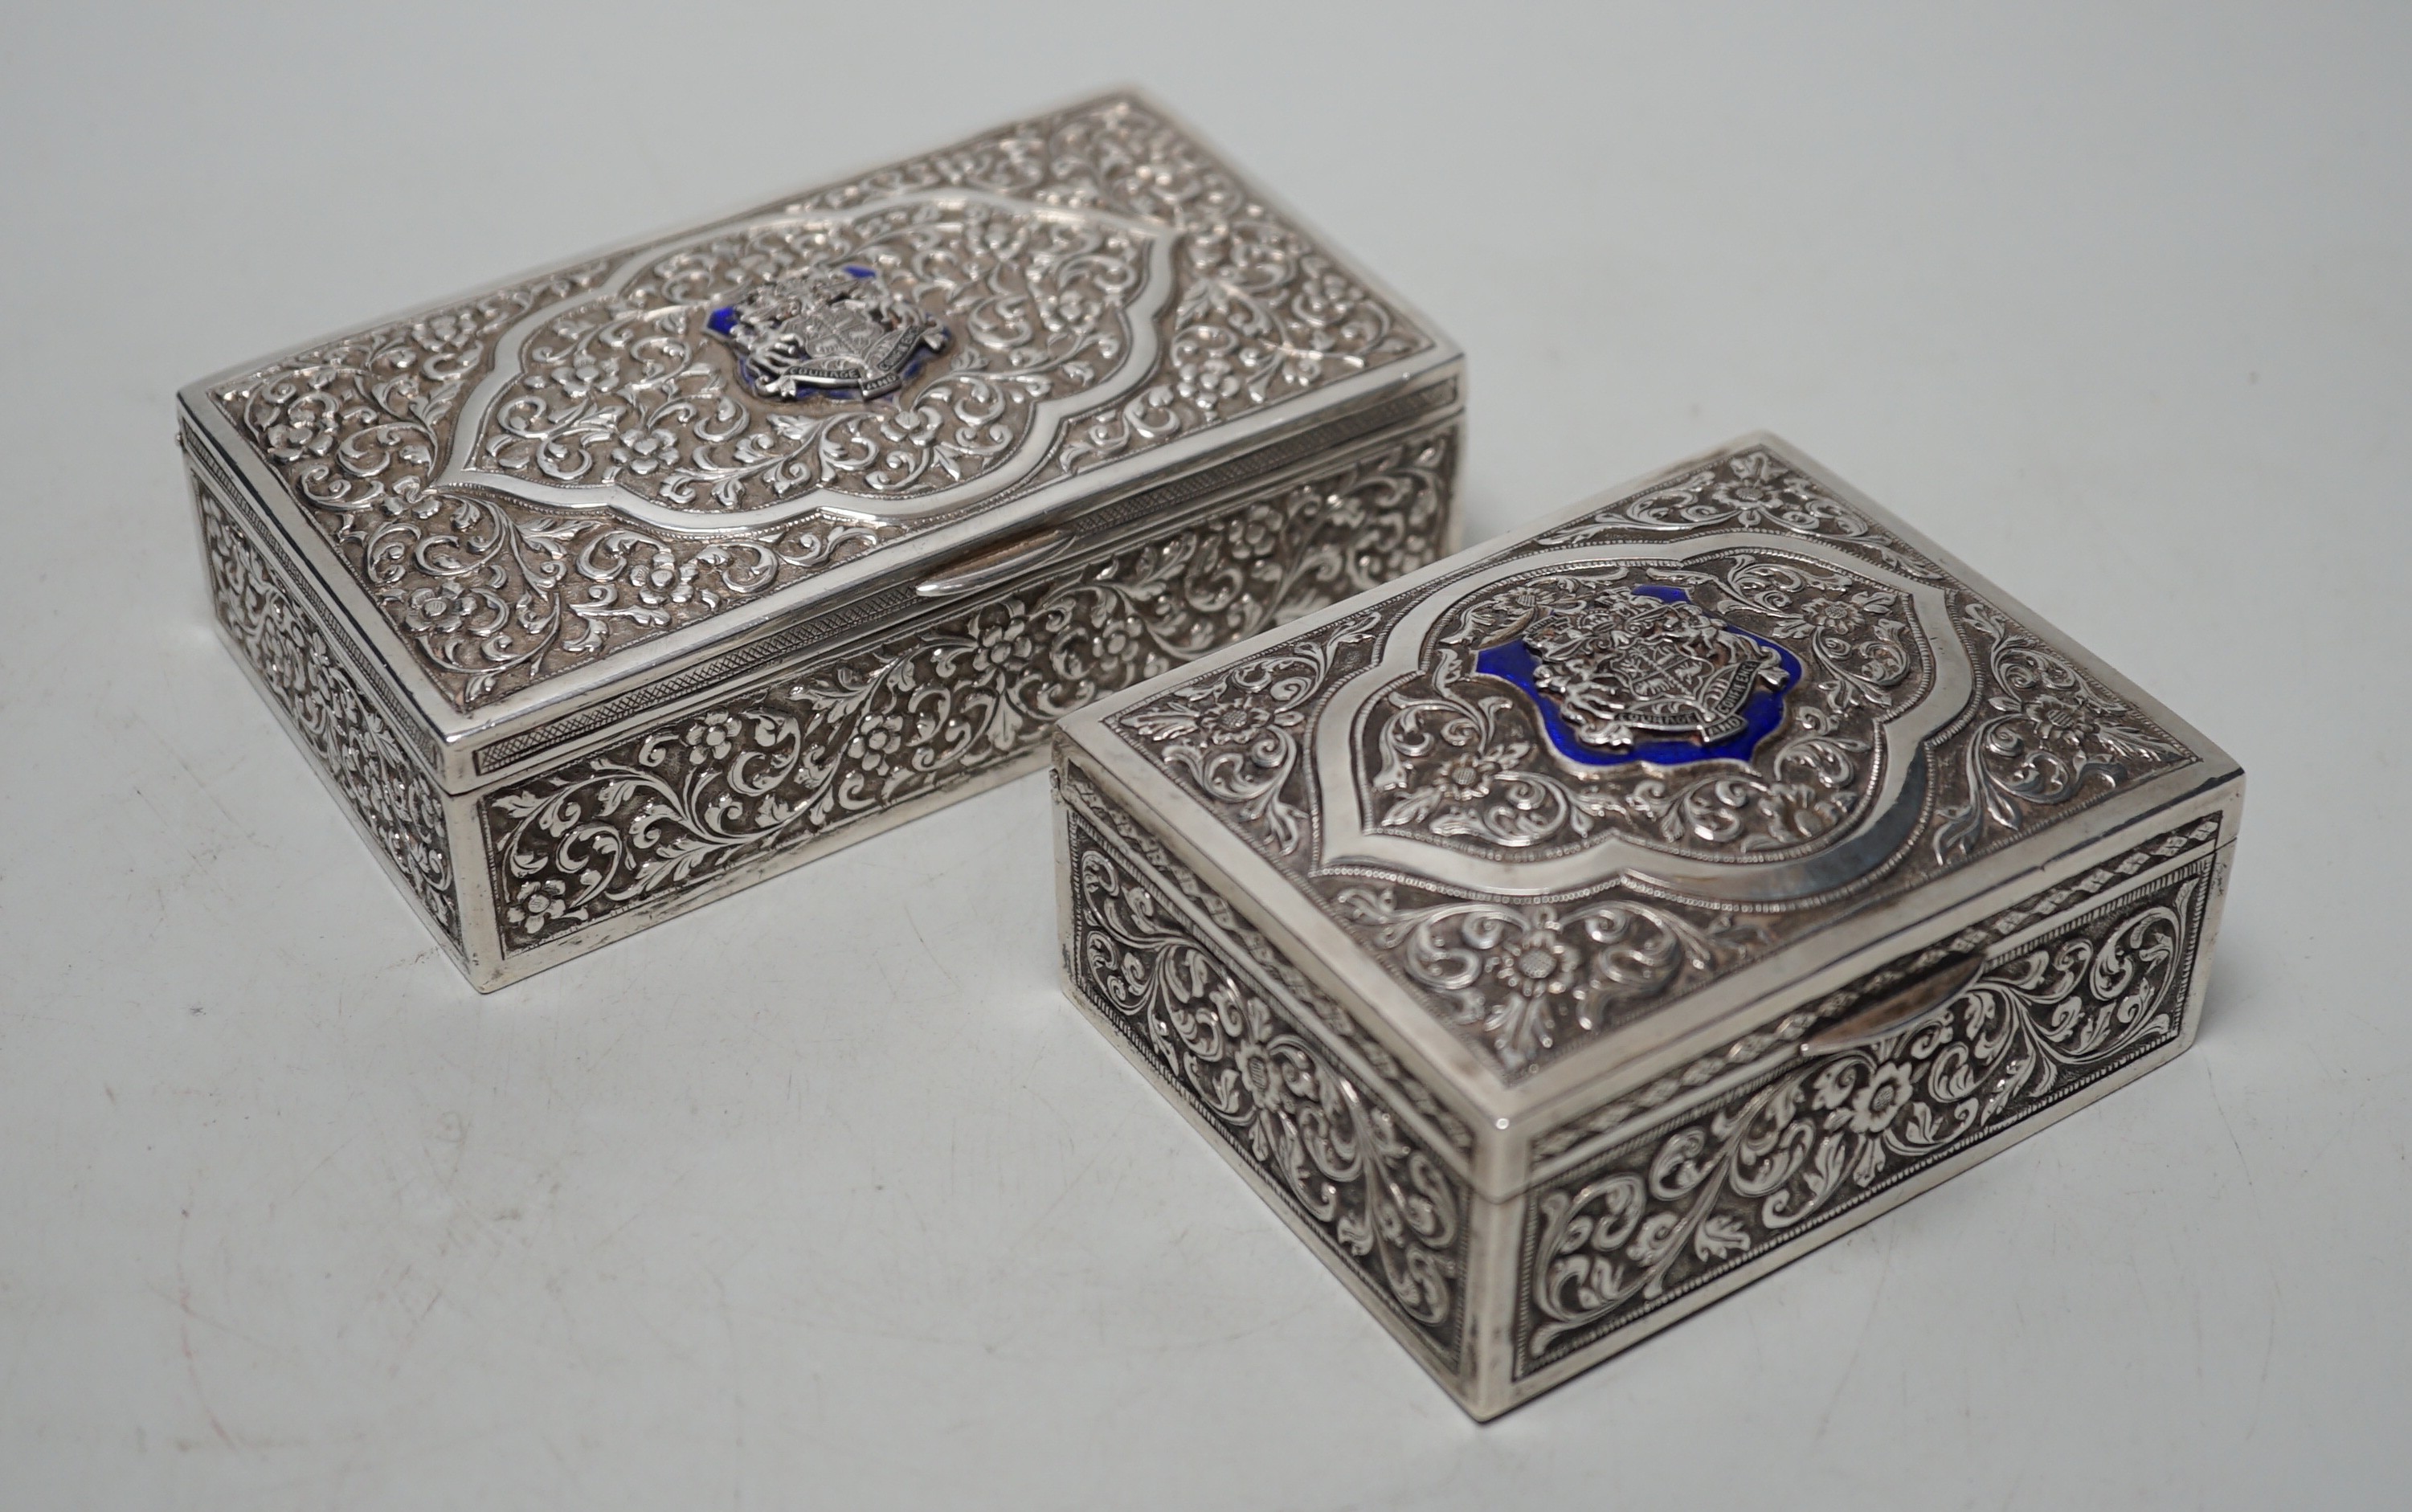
[
  {"x1": 1806, "y1": 1134, "x2": 1849, "y2": 1202},
  {"x1": 1850, "y1": 1138, "x2": 1887, "y2": 1187},
  {"x1": 1897, "y1": 1100, "x2": 1940, "y2": 1146},
  {"x1": 1626, "y1": 1211, "x2": 1681, "y2": 1265},
  {"x1": 1380, "y1": 788, "x2": 1441, "y2": 828},
  {"x1": 1552, "y1": 1253, "x2": 1623, "y2": 1313},
  {"x1": 1693, "y1": 1214, "x2": 1751, "y2": 1262},
  {"x1": 492, "y1": 790, "x2": 549, "y2": 819}
]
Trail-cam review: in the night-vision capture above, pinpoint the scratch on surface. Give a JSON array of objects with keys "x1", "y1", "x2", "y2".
[
  {"x1": 174, "y1": 1205, "x2": 235, "y2": 1449},
  {"x1": 900, "y1": 899, "x2": 963, "y2": 995},
  {"x1": 282, "y1": 1134, "x2": 358, "y2": 1203},
  {"x1": 133, "y1": 709, "x2": 261, "y2": 845},
  {"x1": 2202, "y1": 1060, "x2": 2279, "y2": 1442},
  {"x1": 1811, "y1": 1222, "x2": 1897, "y2": 1444}
]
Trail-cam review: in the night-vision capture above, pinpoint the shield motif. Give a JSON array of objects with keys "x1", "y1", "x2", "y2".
[
  {"x1": 1480, "y1": 583, "x2": 1795, "y2": 760},
  {"x1": 708, "y1": 265, "x2": 949, "y2": 401}
]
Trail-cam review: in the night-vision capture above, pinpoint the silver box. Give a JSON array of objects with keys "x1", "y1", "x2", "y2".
[
  {"x1": 1053, "y1": 435, "x2": 2241, "y2": 1418},
  {"x1": 178, "y1": 92, "x2": 1463, "y2": 989}
]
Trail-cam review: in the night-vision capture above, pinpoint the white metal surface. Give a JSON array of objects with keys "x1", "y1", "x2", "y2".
[{"x1": 0, "y1": 2, "x2": 2403, "y2": 1506}]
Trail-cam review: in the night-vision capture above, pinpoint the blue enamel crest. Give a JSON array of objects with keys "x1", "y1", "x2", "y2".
[{"x1": 1474, "y1": 585, "x2": 1799, "y2": 768}]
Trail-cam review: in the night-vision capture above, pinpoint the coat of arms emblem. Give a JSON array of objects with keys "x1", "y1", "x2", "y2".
[
  {"x1": 1474, "y1": 582, "x2": 1797, "y2": 765},
  {"x1": 707, "y1": 264, "x2": 949, "y2": 401}
]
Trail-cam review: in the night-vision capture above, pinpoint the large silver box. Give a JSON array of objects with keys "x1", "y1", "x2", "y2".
[
  {"x1": 178, "y1": 91, "x2": 1462, "y2": 989},
  {"x1": 1053, "y1": 435, "x2": 2240, "y2": 1418}
]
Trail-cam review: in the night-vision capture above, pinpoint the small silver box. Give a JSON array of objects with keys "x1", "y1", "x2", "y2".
[
  {"x1": 178, "y1": 92, "x2": 1462, "y2": 988},
  {"x1": 1053, "y1": 435, "x2": 2240, "y2": 1418}
]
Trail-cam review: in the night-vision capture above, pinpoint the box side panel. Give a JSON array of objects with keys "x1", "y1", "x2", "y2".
[
  {"x1": 466, "y1": 374, "x2": 1461, "y2": 785},
  {"x1": 1498, "y1": 817, "x2": 2234, "y2": 1408},
  {"x1": 1053, "y1": 762, "x2": 1479, "y2": 1397},
  {"x1": 475, "y1": 413, "x2": 1460, "y2": 983},
  {"x1": 183, "y1": 443, "x2": 468, "y2": 963},
  {"x1": 1519, "y1": 791, "x2": 2238, "y2": 1183}
]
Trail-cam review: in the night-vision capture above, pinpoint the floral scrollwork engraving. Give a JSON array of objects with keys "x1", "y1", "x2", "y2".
[
  {"x1": 1932, "y1": 600, "x2": 2188, "y2": 862},
  {"x1": 781, "y1": 97, "x2": 1430, "y2": 482},
  {"x1": 1060, "y1": 766, "x2": 1475, "y2": 1154},
  {"x1": 485, "y1": 426, "x2": 1457, "y2": 950},
  {"x1": 211, "y1": 95, "x2": 1431, "y2": 711},
  {"x1": 1364, "y1": 554, "x2": 1928, "y2": 862},
  {"x1": 216, "y1": 262, "x2": 614, "y2": 523},
  {"x1": 1519, "y1": 866, "x2": 2205, "y2": 1371},
  {"x1": 1538, "y1": 449, "x2": 1944, "y2": 581},
  {"x1": 1066, "y1": 811, "x2": 1466, "y2": 1359},
  {"x1": 470, "y1": 199, "x2": 1156, "y2": 513},
  {"x1": 1331, "y1": 888, "x2": 1760, "y2": 1075},
  {"x1": 191, "y1": 475, "x2": 460, "y2": 943},
  {"x1": 214, "y1": 259, "x2": 909, "y2": 709},
  {"x1": 370, "y1": 492, "x2": 894, "y2": 707},
  {"x1": 1116, "y1": 611, "x2": 1381, "y2": 856}
]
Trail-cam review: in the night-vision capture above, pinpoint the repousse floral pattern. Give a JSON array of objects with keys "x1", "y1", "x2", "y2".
[
  {"x1": 484, "y1": 427, "x2": 1455, "y2": 951},
  {"x1": 1518, "y1": 861, "x2": 2207, "y2": 1372},
  {"x1": 1117, "y1": 611, "x2": 1380, "y2": 856},
  {"x1": 469, "y1": 199, "x2": 1156, "y2": 512},
  {"x1": 1538, "y1": 449, "x2": 1944, "y2": 581},
  {"x1": 1065, "y1": 806, "x2": 1467, "y2": 1363},
  {"x1": 1524, "y1": 815, "x2": 2227, "y2": 1163},
  {"x1": 211, "y1": 95, "x2": 1430, "y2": 712},
  {"x1": 1061, "y1": 765, "x2": 1475, "y2": 1154},
  {"x1": 1933, "y1": 600, "x2": 2188, "y2": 861},
  {"x1": 1360, "y1": 555, "x2": 1925, "y2": 861},
  {"x1": 1327, "y1": 888, "x2": 1762, "y2": 1074},
  {"x1": 190, "y1": 468, "x2": 460, "y2": 943},
  {"x1": 1108, "y1": 446, "x2": 2196, "y2": 1082}
]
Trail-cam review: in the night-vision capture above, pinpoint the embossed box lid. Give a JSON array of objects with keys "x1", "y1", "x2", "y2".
[
  {"x1": 1055, "y1": 435, "x2": 2243, "y2": 1200},
  {"x1": 176, "y1": 91, "x2": 1460, "y2": 793}
]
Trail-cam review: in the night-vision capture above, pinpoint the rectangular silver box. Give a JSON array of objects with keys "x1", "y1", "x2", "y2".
[
  {"x1": 178, "y1": 91, "x2": 1462, "y2": 989},
  {"x1": 1053, "y1": 435, "x2": 2240, "y2": 1418}
]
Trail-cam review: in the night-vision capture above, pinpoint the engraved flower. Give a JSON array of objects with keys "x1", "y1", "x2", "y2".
[
  {"x1": 399, "y1": 583, "x2": 476, "y2": 636},
  {"x1": 623, "y1": 541, "x2": 681, "y2": 601},
  {"x1": 1052, "y1": 284, "x2": 1105, "y2": 327},
  {"x1": 1173, "y1": 327, "x2": 1245, "y2": 412},
  {"x1": 1231, "y1": 1024, "x2": 1310, "y2": 1126},
  {"x1": 1192, "y1": 697, "x2": 1310, "y2": 766},
  {"x1": 1227, "y1": 502, "x2": 1286, "y2": 559},
  {"x1": 1178, "y1": 354, "x2": 1241, "y2": 411},
  {"x1": 966, "y1": 605, "x2": 1035, "y2": 678},
  {"x1": 684, "y1": 710, "x2": 742, "y2": 763},
  {"x1": 848, "y1": 712, "x2": 908, "y2": 775},
  {"x1": 1710, "y1": 452, "x2": 1829, "y2": 526},
  {"x1": 882, "y1": 403, "x2": 942, "y2": 448},
  {"x1": 508, "y1": 878, "x2": 575, "y2": 936},
  {"x1": 543, "y1": 355, "x2": 622, "y2": 402},
  {"x1": 422, "y1": 311, "x2": 491, "y2": 354},
  {"x1": 264, "y1": 403, "x2": 338, "y2": 464},
  {"x1": 1491, "y1": 914, "x2": 1578, "y2": 1003},
  {"x1": 611, "y1": 426, "x2": 678, "y2": 479},
  {"x1": 1233, "y1": 1035, "x2": 1283, "y2": 1107},
  {"x1": 1430, "y1": 748, "x2": 1510, "y2": 804},
  {"x1": 1845, "y1": 1062, "x2": 1918, "y2": 1135},
  {"x1": 2019, "y1": 693, "x2": 2104, "y2": 754},
  {"x1": 1196, "y1": 700, "x2": 1272, "y2": 745},
  {"x1": 1126, "y1": 154, "x2": 1209, "y2": 222}
]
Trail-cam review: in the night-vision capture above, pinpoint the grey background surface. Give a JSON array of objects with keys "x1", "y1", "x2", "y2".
[{"x1": 2, "y1": 2, "x2": 2406, "y2": 1507}]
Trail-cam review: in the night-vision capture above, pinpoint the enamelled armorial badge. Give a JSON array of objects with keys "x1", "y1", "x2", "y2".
[
  {"x1": 1476, "y1": 582, "x2": 1797, "y2": 764},
  {"x1": 708, "y1": 264, "x2": 950, "y2": 401}
]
